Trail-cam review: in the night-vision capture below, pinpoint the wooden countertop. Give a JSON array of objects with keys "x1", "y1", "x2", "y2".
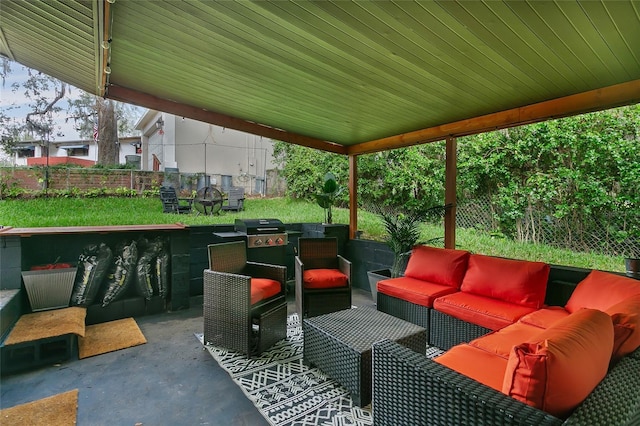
[{"x1": 0, "y1": 223, "x2": 187, "y2": 236}]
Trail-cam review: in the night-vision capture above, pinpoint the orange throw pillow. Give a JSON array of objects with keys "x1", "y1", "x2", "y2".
[
  {"x1": 565, "y1": 270, "x2": 640, "y2": 313},
  {"x1": 303, "y1": 269, "x2": 348, "y2": 289},
  {"x1": 403, "y1": 246, "x2": 470, "y2": 288},
  {"x1": 502, "y1": 308, "x2": 613, "y2": 419}
]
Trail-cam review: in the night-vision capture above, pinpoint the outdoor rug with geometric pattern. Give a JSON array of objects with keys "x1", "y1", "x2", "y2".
[{"x1": 196, "y1": 314, "x2": 373, "y2": 426}]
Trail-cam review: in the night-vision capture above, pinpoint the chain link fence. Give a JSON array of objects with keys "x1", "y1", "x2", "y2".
[{"x1": 457, "y1": 196, "x2": 637, "y2": 257}]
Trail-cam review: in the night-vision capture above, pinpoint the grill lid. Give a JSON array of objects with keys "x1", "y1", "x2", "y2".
[{"x1": 234, "y1": 218, "x2": 285, "y2": 234}]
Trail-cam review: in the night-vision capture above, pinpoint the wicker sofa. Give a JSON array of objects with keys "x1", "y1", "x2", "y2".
[
  {"x1": 377, "y1": 246, "x2": 551, "y2": 349},
  {"x1": 372, "y1": 247, "x2": 640, "y2": 425},
  {"x1": 372, "y1": 341, "x2": 640, "y2": 425}
]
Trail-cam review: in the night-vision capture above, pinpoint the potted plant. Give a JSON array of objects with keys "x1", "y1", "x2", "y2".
[
  {"x1": 623, "y1": 237, "x2": 640, "y2": 279},
  {"x1": 367, "y1": 205, "x2": 448, "y2": 301},
  {"x1": 315, "y1": 172, "x2": 343, "y2": 224}
]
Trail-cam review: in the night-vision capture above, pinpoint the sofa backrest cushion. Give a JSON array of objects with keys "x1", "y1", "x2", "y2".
[
  {"x1": 502, "y1": 308, "x2": 613, "y2": 419},
  {"x1": 565, "y1": 270, "x2": 640, "y2": 313},
  {"x1": 403, "y1": 246, "x2": 470, "y2": 288},
  {"x1": 460, "y1": 254, "x2": 550, "y2": 308},
  {"x1": 605, "y1": 295, "x2": 640, "y2": 359}
]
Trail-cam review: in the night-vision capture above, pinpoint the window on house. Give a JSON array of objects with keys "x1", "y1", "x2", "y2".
[
  {"x1": 16, "y1": 146, "x2": 35, "y2": 158},
  {"x1": 61, "y1": 145, "x2": 89, "y2": 156}
]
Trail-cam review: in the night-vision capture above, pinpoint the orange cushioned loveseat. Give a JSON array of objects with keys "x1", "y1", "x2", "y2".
[{"x1": 377, "y1": 246, "x2": 552, "y2": 349}]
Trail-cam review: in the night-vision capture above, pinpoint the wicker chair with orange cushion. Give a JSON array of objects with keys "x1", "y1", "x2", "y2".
[
  {"x1": 295, "y1": 237, "x2": 352, "y2": 318},
  {"x1": 204, "y1": 241, "x2": 287, "y2": 356}
]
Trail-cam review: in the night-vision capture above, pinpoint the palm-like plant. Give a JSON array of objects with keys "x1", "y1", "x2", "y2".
[
  {"x1": 375, "y1": 204, "x2": 450, "y2": 278},
  {"x1": 315, "y1": 172, "x2": 342, "y2": 224},
  {"x1": 380, "y1": 211, "x2": 422, "y2": 277}
]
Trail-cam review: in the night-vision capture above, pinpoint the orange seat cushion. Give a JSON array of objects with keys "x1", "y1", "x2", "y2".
[
  {"x1": 404, "y1": 246, "x2": 470, "y2": 288},
  {"x1": 434, "y1": 292, "x2": 537, "y2": 330},
  {"x1": 377, "y1": 276, "x2": 459, "y2": 308},
  {"x1": 605, "y1": 295, "x2": 640, "y2": 359},
  {"x1": 469, "y1": 322, "x2": 543, "y2": 359},
  {"x1": 518, "y1": 307, "x2": 570, "y2": 329},
  {"x1": 434, "y1": 344, "x2": 508, "y2": 391},
  {"x1": 460, "y1": 254, "x2": 549, "y2": 309},
  {"x1": 303, "y1": 269, "x2": 348, "y2": 289},
  {"x1": 564, "y1": 270, "x2": 640, "y2": 313},
  {"x1": 250, "y1": 278, "x2": 281, "y2": 305},
  {"x1": 502, "y1": 308, "x2": 613, "y2": 419}
]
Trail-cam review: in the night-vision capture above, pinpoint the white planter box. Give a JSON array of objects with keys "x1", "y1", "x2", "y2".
[{"x1": 21, "y1": 268, "x2": 77, "y2": 311}]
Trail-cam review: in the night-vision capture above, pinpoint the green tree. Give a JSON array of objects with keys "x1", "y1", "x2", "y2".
[
  {"x1": 2, "y1": 59, "x2": 143, "y2": 166},
  {"x1": 1, "y1": 58, "x2": 66, "y2": 153},
  {"x1": 358, "y1": 143, "x2": 446, "y2": 214},
  {"x1": 273, "y1": 143, "x2": 348, "y2": 205},
  {"x1": 458, "y1": 105, "x2": 640, "y2": 253}
]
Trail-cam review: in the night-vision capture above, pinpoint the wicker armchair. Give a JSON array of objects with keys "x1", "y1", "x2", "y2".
[
  {"x1": 204, "y1": 241, "x2": 287, "y2": 356},
  {"x1": 295, "y1": 237, "x2": 352, "y2": 318}
]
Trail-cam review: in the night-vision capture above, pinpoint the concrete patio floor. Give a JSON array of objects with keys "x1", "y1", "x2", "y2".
[{"x1": 0, "y1": 287, "x2": 375, "y2": 425}]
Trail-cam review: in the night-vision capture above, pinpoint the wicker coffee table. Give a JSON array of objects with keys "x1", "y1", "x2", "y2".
[{"x1": 303, "y1": 306, "x2": 426, "y2": 406}]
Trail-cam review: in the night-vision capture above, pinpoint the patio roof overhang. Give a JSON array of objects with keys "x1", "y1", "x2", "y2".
[{"x1": 2, "y1": 0, "x2": 639, "y2": 239}]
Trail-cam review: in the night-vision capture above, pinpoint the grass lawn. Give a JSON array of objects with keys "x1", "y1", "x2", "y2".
[{"x1": 0, "y1": 196, "x2": 625, "y2": 273}]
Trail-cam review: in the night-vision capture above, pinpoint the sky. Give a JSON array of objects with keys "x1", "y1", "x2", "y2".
[
  {"x1": 1, "y1": 61, "x2": 144, "y2": 142},
  {"x1": 1, "y1": 63, "x2": 84, "y2": 141}
]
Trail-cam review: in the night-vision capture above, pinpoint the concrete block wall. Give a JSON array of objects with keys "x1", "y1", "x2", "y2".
[
  {"x1": 0, "y1": 236, "x2": 22, "y2": 290},
  {"x1": 0, "y1": 227, "x2": 192, "y2": 323}
]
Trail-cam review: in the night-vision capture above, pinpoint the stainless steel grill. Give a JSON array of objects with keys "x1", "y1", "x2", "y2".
[
  {"x1": 212, "y1": 219, "x2": 289, "y2": 274},
  {"x1": 234, "y1": 219, "x2": 288, "y2": 248}
]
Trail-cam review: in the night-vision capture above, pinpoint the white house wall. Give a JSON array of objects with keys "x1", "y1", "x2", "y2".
[
  {"x1": 147, "y1": 128, "x2": 166, "y2": 170},
  {"x1": 136, "y1": 111, "x2": 279, "y2": 194},
  {"x1": 175, "y1": 117, "x2": 276, "y2": 176}
]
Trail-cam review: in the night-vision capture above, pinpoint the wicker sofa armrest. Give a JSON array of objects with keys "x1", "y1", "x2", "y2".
[
  {"x1": 628, "y1": 346, "x2": 640, "y2": 361},
  {"x1": 372, "y1": 339, "x2": 562, "y2": 426},
  {"x1": 245, "y1": 261, "x2": 287, "y2": 287},
  {"x1": 563, "y1": 355, "x2": 640, "y2": 425}
]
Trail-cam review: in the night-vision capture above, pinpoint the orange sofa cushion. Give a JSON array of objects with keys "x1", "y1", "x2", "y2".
[
  {"x1": 377, "y1": 276, "x2": 459, "y2": 308},
  {"x1": 565, "y1": 270, "x2": 640, "y2": 313},
  {"x1": 404, "y1": 246, "x2": 470, "y2": 288},
  {"x1": 502, "y1": 308, "x2": 613, "y2": 419},
  {"x1": 518, "y1": 307, "x2": 570, "y2": 329},
  {"x1": 250, "y1": 278, "x2": 281, "y2": 305},
  {"x1": 303, "y1": 269, "x2": 348, "y2": 289},
  {"x1": 434, "y1": 344, "x2": 508, "y2": 391},
  {"x1": 434, "y1": 292, "x2": 537, "y2": 330},
  {"x1": 605, "y1": 295, "x2": 640, "y2": 359},
  {"x1": 460, "y1": 254, "x2": 549, "y2": 309},
  {"x1": 469, "y1": 322, "x2": 543, "y2": 359}
]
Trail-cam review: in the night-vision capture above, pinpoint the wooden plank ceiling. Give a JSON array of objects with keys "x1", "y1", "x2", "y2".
[{"x1": 1, "y1": 0, "x2": 639, "y2": 154}]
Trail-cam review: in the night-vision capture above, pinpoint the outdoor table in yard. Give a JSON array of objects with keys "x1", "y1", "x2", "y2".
[{"x1": 302, "y1": 306, "x2": 426, "y2": 407}]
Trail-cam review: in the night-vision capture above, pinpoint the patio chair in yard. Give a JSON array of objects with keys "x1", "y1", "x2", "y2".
[
  {"x1": 159, "y1": 185, "x2": 193, "y2": 214},
  {"x1": 204, "y1": 241, "x2": 287, "y2": 356},
  {"x1": 295, "y1": 237, "x2": 352, "y2": 318},
  {"x1": 221, "y1": 186, "x2": 245, "y2": 212}
]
